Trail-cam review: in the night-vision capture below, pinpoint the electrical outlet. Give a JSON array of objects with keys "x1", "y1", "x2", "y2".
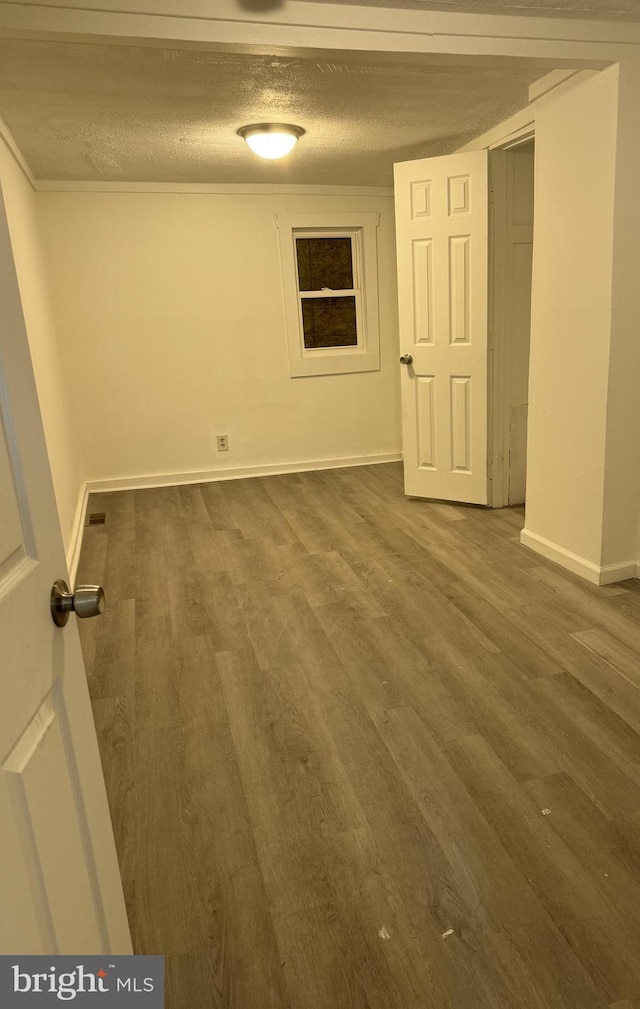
[{"x1": 217, "y1": 434, "x2": 229, "y2": 452}]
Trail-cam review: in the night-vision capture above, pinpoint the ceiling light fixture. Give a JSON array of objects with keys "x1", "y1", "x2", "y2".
[{"x1": 237, "y1": 123, "x2": 305, "y2": 160}]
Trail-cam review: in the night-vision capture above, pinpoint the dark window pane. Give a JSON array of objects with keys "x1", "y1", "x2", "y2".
[
  {"x1": 302, "y1": 296, "x2": 358, "y2": 349},
  {"x1": 296, "y1": 237, "x2": 354, "y2": 292}
]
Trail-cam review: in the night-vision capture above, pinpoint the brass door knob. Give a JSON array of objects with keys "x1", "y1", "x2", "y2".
[{"x1": 399, "y1": 354, "x2": 413, "y2": 365}]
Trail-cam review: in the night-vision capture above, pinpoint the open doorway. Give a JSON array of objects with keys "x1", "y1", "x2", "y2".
[
  {"x1": 394, "y1": 141, "x2": 534, "y2": 510},
  {"x1": 489, "y1": 138, "x2": 535, "y2": 508}
]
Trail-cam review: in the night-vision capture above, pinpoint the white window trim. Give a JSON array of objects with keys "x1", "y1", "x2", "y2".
[
  {"x1": 295, "y1": 228, "x2": 361, "y2": 353},
  {"x1": 275, "y1": 212, "x2": 381, "y2": 378}
]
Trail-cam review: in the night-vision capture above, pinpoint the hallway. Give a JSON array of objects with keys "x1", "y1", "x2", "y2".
[{"x1": 77, "y1": 462, "x2": 640, "y2": 1009}]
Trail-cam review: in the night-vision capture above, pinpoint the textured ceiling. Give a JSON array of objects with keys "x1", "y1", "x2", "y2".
[
  {"x1": 294, "y1": 0, "x2": 640, "y2": 19},
  {"x1": 0, "y1": 38, "x2": 551, "y2": 185}
]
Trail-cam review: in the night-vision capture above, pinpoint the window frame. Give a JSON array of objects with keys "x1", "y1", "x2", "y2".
[
  {"x1": 296, "y1": 230, "x2": 360, "y2": 351},
  {"x1": 276, "y1": 212, "x2": 381, "y2": 377}
]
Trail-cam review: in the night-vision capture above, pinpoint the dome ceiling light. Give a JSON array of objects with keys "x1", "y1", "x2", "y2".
[{"x1": 237, "y1": 123, "x2": 305, "y2": 160}]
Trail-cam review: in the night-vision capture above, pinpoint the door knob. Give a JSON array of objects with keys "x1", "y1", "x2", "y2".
[
  {"x1": 50, "y1": 579, "x2": 105, "y2": 627},
  {"x1": 399, "y1": 354, "x2": 413, "y2": 365}
]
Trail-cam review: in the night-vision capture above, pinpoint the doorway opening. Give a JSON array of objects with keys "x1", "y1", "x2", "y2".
[{"x1": 489, "y1": 137, "x2": 535, "y2": 509}]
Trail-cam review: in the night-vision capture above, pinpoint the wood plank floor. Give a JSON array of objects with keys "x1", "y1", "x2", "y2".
[{"x1": 76, "y1": 462, "x2": 640, "y2": 1009}]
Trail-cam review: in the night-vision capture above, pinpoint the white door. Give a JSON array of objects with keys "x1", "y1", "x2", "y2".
[
  {"x1": 394, "y1": 150, "x2": 489, "y2": 504},
  {"x1": 0, "y1": 184, "x2": 131, "y2": 954}
]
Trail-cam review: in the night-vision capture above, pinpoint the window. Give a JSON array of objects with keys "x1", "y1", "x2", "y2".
[
  {"x1": 296, "y1": 235, "x2": 357, "y2": 349},
  {"x1": 276, "y1": 212, "x2": 381, "y2": 377}
]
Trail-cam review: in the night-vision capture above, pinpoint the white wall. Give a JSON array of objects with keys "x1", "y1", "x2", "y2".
[
  {"x1": 38, "y1": 190, "x2": 401, "y2": 487},
  {"x1": 506, "y1": 146, "x2": 534, "y2": 507},
  {"x1": 0, "y1": 140, "x2": 82, "y2": 555},
  {"x1": 488, "y1": 144, "x2": 534, "y2": 509},
  {"x1": 522, "y1": 68, "x2": 619, "y2": 577},
  {"x1": 601, "y1": 60, "x2": 640, "y2": 573}
]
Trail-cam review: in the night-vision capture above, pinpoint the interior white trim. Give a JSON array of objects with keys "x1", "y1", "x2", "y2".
[
  {"x1": 0, "y1": 115, "x2": 37, "y2": 190},
  {"x1": 457, "y1": 105, "x2": 535, "y2": 153},
  {"x1": 488, "y1": 147, "x2": 509, "y2": 508},
  {"x1": 66, "y1": 481, "x2": 90, "y2": 583},
  {"x1": 528, "y1": 69, "x2": 580, "y2": 101},
  {"x1": 599, "y1": 559, "x2": 640, "y2": 584},
  {"x1": 1, "y1": 0, "x2": 638, "y2": 51},
  {"x1": 35, "y1": 181, "x2": 395, "y2": 196},
  {"x1": 85, "y1": 452, "x2": 402, "y2": 494},
  {"x1": 275, "y1": 210, "x2": 381, "y2": 378},
  {"x1": 521, "y1": 528, "x2": 638, "y2": 585}
]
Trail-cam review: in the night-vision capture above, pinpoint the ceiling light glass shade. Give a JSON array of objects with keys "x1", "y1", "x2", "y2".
[{"x1": 237, "y1": 123, "x2": 305, "y2": 160}]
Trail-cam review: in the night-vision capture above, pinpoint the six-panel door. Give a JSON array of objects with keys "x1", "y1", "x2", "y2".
[
  {"x1": 394, "y1": 149, "x2": 489, "y2": 505},
  {"x1": 0, "y1": 182, "x2": 131, "y2": 955}
]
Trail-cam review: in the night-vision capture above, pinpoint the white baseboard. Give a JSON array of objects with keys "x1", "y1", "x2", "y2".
[
  {"x1": 66, "y1": 482, "x2": 90, "y2": 584},
  {"x1": 520, "y1": 528, "x2": 638, "y2": 586},
  {"x1": 85, "y1": 452, "x2": 403, "y2": 495},
  {"x1": 599, "y1": 559, "x2": 640, "y2": 584}
]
